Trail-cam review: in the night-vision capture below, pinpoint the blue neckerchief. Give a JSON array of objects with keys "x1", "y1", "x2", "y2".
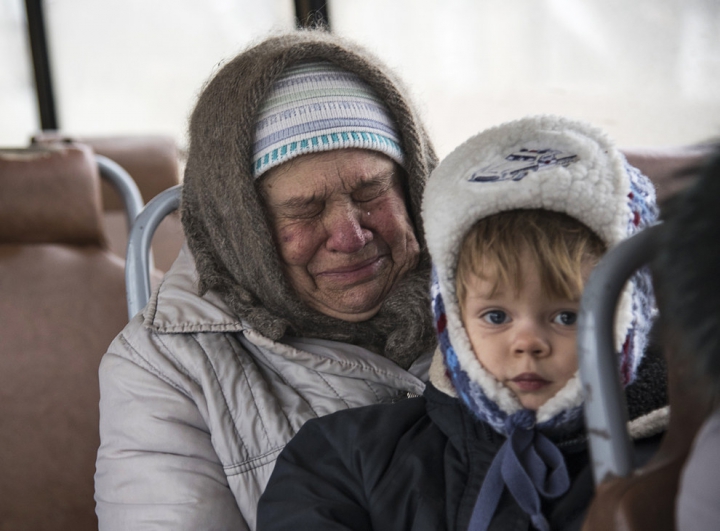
[{"x1": 468, "y1": 410, "x2": 570, "y2": 531}]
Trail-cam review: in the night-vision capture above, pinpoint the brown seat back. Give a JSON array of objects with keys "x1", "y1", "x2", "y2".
[
  {"x1": 0, "y1": 144, "x2": 129, "y2": 531},
  {"x1": 32, "y1": 133, "x2": 185, "y2": 272}
]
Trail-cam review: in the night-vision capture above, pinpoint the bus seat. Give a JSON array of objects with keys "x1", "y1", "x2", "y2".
[
  {"x1": 622, "y1": 145, "x2": 712, "y2": 204},
  {"x1": 32, "y1": 133, "x2": 185, "y2": 272},
  {"x1": 0, "y1": 144, "x2": 129, "y2": 531},
  {"x1": 578, "y1": 224, "x2": 715, "y2": 530}
]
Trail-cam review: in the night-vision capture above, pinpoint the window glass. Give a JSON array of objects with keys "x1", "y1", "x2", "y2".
[
  {"x1": 7, "y1": 1, "x2": 719, "y2": 154},
  {"x1": 0, "y1": 0, "x2": 38, "y2": 146},
  {"x1": 42, "y1": 0, "x2": 294, "y2": 146},
  {"x1": 331, "y1": 0, "x2": 720, "y2": 157}
]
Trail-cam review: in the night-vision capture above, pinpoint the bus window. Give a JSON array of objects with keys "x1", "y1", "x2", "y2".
[
  {"x1": 2, "y1": 0, "x2": 295, "y2": 147},
  {"x1": 1, "y1": 0, "x2": 38, "y2": 145},
  {"x1": 331, "y1": 0, "x2": 720, "y2": 158},
  {"x1": 5, "y1": 1, "x2": 719, "y2": 156}
]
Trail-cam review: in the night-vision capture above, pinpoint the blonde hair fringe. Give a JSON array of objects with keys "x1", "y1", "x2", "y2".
[{"x1": 456, "y1": 209, "x2": 606, "y2": 305}]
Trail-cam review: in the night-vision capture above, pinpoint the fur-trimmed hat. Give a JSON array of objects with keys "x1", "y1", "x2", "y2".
[{"x1": 424, "y1": 115, "x2": 658, "y2": 435}]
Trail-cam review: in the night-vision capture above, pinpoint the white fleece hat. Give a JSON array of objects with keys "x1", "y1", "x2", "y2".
[{"x1": 424, "y1": 115, "x2": 658, "y2": 433}]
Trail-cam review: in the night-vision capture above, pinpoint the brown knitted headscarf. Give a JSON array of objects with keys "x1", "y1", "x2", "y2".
[{"x1": 181, "y1": 31, "x2": 438, "y2": 369}]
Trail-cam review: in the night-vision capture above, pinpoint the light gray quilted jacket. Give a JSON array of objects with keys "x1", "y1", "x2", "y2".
[{"x1": 94, "y1": 247, "x2": 430, "y2": 530}]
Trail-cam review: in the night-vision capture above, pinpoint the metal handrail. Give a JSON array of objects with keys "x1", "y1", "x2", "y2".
[
  {"x1": 96, "y1": 154, "x2": 144, "y2": 229},
  {"x1": 125, "y1": 185, "x2": 182, "y2": 320},
  {"x1": 577, "y1": 223, "x2": 663, "y2": 485}
]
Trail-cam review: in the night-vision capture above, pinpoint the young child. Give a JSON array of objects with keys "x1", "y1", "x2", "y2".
[{"x1": 256, "y1": 116, "x2": 668, "y2": 531}]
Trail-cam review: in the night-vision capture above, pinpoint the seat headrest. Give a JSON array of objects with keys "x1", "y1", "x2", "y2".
[
  {"x1": 0, "y1": 144, "x2": 105, "y2": 245},
  {"x1": 622, "y1": 145, "x2": 712, "y2": 203},
  {"x1": 32, "y1": 132, "x2": 181, "y2": 210}
]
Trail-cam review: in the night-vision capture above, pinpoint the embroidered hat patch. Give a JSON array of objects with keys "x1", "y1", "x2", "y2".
[{"x1": 468, "y1": 148, "x2": 579, "y2": 183}]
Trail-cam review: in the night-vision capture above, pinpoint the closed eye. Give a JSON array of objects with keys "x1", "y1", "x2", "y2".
[
  {"x1": 354, "y1": 192, "x2": 383, "y2": 204},
  {"x1": 352, "y1": 175, "x2": 395, "y2": 203},
  {"x1": 275, "y1": 199, "x2": 325, "y2": 220},
  {"x1": 290, "y1": 204, "x2": 324, "y2": 219}
]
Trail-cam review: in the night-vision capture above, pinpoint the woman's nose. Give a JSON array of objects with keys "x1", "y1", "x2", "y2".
[{"x1": 324, "y1": 203, "x2": 373, "y2": 253}]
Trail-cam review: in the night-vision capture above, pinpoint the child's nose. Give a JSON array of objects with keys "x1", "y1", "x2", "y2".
[{"x1": 512, "y1": 324, "x2": 551, "y2": 358}]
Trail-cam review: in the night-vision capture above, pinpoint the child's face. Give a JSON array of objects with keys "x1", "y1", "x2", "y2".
[{"x1": 460, "y1": 251, "x2": 592, "y2": 410}]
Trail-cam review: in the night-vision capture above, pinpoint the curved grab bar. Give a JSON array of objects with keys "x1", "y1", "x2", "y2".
[
  {"x1": 577, "y1": 223, "x2": 663, "y2": 485},
  {"x1": 95, "y1": 154, "x2": 144, "y2": 228},
  {"x1": 125, "y1": 185, "x2": 182, "y2": 319}
]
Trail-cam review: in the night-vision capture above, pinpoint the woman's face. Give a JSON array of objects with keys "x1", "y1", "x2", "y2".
[{"x1": 260, "y1": 149, "x2": 420, "y2": 322}]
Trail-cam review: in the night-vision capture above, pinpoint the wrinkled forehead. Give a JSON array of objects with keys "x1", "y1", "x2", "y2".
[{"x1": 258, "y1": 148, "x2": 401, "y2": 204}]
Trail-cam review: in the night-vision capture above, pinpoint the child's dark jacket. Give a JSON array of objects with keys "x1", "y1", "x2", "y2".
[{"x1": 257, "y1": 359, "x2": 666, "y2": 531}]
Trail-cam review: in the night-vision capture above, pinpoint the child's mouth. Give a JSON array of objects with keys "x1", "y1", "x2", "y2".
[{"x1": 510, "y1": 373, "x2": 551, "y2": 392}]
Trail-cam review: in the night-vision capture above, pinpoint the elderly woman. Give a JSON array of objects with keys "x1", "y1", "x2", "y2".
[{"x1": 94, "y1": 31, "x2": 437, "y2": 530}]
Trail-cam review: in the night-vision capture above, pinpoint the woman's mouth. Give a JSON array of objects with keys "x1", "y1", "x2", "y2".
[
  {"x1": 316, "y1": 255, "x2": 387, "y2": 286},
  {"x1": 510, "y1": 373, "x2": 551, "y2": 392}
]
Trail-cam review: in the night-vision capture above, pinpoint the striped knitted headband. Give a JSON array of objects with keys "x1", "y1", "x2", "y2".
[{"x1": 252, "y1": 61, "x2": 405, "y2": 179}]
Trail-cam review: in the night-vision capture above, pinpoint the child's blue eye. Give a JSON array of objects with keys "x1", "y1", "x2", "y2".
[
  {"x1": 553, "y1": 311, "x2": 578, "y2": 326},
  {"x1": 482, "y1": 310, "x2": 508, "y2": 325}
]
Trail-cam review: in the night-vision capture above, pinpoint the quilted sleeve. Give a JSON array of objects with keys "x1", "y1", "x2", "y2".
[{"x1": 94, "y1": 334, "x2": 248, "y2": 531}]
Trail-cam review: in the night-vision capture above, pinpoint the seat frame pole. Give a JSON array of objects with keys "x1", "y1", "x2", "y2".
[
  {"x1": 578, "y1": 223, "x2": 663, "y2": 485},
  {"x1": 125, "y1": 185, "x2": 181, "y2": 320},
  {"x1": 96, "y1": 155, "x2": 144, "y2": 230}
]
